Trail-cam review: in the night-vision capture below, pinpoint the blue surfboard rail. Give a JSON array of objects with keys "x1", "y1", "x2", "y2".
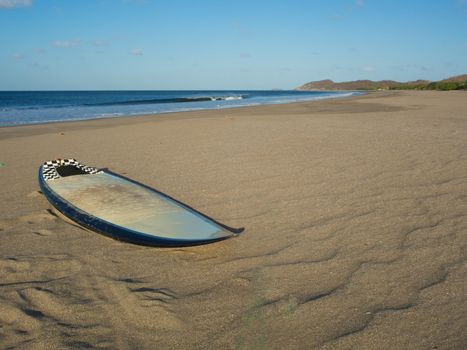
[{"x1": 38, "y1": 165, "x2": 242, "y2": 247}]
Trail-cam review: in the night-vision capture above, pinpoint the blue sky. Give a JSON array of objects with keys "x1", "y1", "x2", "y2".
[{"x1": 1, "y1": 0, "x2": 466, "y2": 90}]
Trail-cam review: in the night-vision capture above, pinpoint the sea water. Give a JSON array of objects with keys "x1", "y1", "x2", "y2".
[{"x1": 0, "y1": 90, "x2": 360, "y2": 127}]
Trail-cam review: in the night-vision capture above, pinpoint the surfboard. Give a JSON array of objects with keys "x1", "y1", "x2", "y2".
[{"x1": 38, "y1": 159, "x2": 238, "y2": 246}]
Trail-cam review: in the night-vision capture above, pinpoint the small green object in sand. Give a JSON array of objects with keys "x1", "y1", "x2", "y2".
[{"x1": 0, "y1": 162, "x2": 5, "y2": 167}]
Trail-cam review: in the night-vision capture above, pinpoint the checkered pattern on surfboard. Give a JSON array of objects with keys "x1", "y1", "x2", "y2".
[{"x1": 42, "y1": 158, "x2": 100, "y2": 181}]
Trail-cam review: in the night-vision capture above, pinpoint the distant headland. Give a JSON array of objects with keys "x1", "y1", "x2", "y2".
[{"x1": 296, "y1": 74, "x2": 467, "y2": 91}]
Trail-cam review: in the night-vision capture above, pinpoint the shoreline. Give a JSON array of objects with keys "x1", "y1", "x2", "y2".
[
  {"x1": 1, "y1": 90, "x2": 466, "y2": 349},
  {"x1": 0, "y1": 90, "x2": 363, "y2": 131},
  {"x1": 0, "y1": 90, "x2": 377, "y2": 140}
]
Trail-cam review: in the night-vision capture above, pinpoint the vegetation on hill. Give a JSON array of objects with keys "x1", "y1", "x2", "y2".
[
  {"x1": 297, "y1": 74, "x2": 467, "y2": 91},
  {"x1": 391, "y1": 80, "x2": 467, "y2": 91}
]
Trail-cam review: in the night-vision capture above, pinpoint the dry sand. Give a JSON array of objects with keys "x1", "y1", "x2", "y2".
[{"x1": 0, "y1": 91, "x2": 466, "y2": 349}]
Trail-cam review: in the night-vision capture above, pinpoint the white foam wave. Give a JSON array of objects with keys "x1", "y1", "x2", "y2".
[{"x1": 210, "y1": 95, "x2": 244, "y2": 101}]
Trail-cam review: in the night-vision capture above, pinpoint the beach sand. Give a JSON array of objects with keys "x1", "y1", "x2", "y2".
[{"x1": 0, "y1": 91, "x2": 466, "y2": 349}]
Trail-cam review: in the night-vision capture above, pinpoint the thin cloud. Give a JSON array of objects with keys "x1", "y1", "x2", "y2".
[
  {"x1": 13, "y1": 52, "x2": 24, "y2": 60},
  {"x1": 129, "y1": 49, "x2": 143, "y2": 56},
  {"x1": 0, "y1": 0, "x2": 31, "y2": 8},
  {"x1": 239, "y1": 52, "x2": 251, "y2": 59},
  {"x1": 362, "y1": 65, "x2": 376, "y2": 72},
  {"x1": 356, "y1": 0, "x2": 364, "y2": 7},
  {"x1": 53, "y1": 39, "x2": 81, "y2": 48},
  {"x1": 123, "y1": 0, "x2": 147, "y2": 4},
  {"x1": 329, "y1": 14, "x2": 344, "y2": 21},
  {"x1": 232, "y1": 21, "x2": 254, "y2": 36},
  {"x1": 93, "y1": 40, "x2": 108, "y2": 47},
  {"x1": 406, "y1": 63, "x2": 431, "y2": 72}
]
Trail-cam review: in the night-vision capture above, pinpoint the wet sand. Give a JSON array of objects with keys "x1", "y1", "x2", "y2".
[{"x1": 0, "y1": 91, "x2": 466, "y2": 349}]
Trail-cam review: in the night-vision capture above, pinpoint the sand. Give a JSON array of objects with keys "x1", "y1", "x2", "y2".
[{"x1": 0, "y1": 90, "x2": 466, "y2": 349}]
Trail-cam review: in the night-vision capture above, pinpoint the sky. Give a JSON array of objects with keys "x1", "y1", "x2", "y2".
[{"x1": 1, "y1": 0, "x2": 467, "y2": 90}]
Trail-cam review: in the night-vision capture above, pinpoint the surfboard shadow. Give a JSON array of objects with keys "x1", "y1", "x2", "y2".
[{"x1": 103, "y1": 169, "x2": 245, "y2": 235}]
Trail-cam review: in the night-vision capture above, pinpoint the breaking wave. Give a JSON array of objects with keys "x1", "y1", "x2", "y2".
[{"x1": 87, "y1": 95, "x2": 246, "y2": 106}]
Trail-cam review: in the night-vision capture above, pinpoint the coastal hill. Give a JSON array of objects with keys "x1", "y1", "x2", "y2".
[
  {"x1": 296, "y1": 74, "x2": 467, "y2": 91},
  {"x1": 440, "y1": 74, "x2": 467, "y2": 82}
]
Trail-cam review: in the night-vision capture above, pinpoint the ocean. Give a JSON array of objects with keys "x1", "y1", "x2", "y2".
[{"x1": 0, "y1": 90, "x2": 360, "y2": 127}]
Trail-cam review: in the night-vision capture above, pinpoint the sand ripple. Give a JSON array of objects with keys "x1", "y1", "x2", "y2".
[{"x1": 0, "y1": 91, "x2": 466, "y2": 349}]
